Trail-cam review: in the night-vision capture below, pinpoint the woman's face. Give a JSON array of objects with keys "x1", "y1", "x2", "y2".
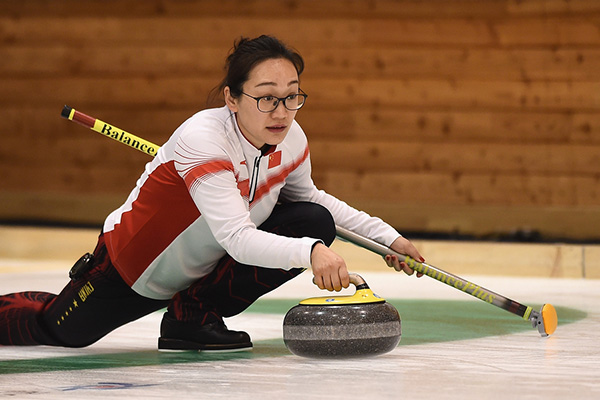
[{"x1": 225, "y1": 58, "x2": 300, "y2": 149}]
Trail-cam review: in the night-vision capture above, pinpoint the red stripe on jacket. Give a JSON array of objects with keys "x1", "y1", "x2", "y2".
[{"x1": 181, "y1": 159, "x2": 234, "y2": 187}]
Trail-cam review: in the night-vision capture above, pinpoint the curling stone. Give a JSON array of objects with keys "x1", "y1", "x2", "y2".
[{"x1": 283, "y1": 273, "x2": 401, "y2": 358}]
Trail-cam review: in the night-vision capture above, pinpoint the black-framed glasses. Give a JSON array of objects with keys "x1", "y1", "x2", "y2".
[{"x1": 241, "y1": 89, "x2": 308, "y2": 113}]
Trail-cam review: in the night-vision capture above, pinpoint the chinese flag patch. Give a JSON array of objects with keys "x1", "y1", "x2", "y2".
[{"x1": 268, "y1": 150, "x2": 282, "y2": 169}]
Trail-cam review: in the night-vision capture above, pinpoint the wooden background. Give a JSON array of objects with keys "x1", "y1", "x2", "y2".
[{"x1": 1, "y1": 0, "x2": 600, "y2": 241}]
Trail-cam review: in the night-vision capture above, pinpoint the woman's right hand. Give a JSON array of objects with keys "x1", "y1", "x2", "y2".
[{"x1": 310, "y1": 243, "x2": 350, "y2": 292}]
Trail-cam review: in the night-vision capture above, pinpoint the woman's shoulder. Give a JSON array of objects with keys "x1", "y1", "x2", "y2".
[
  {"x1": 167, "y1": 106, "x2": 234, "y2": 155},
  {"x1": 177, "y1": 106, "x2": 233, "y2": 139}
]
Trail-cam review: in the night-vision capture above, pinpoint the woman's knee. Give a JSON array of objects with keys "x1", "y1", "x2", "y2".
[
  {"x1": 260, "y1": 202, "x2": 336, "y2": 246},
  {"x1": 299, "y1": 203, "x2": 336, "y2": 245}
]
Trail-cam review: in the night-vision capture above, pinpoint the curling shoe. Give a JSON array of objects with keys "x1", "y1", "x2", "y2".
[{"x1": 158, "y1": 314, "x2": 252, "y2": 351}]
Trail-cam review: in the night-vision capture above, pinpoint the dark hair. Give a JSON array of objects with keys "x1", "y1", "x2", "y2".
[{"x1": 208, "y1": 35, "x2": 305, "y2": 106}]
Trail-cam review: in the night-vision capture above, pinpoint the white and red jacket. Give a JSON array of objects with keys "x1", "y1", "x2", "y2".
[{"x1": 103, "y1": 106, "x2": 401, "y2": 299}]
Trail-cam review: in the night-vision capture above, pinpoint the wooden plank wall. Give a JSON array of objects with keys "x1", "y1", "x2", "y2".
[
  {"x1": 3, "y1": 225, "x2": 600, "y2": 279},
  {"x1": 1, "y1": 0, "x2": 600, "y2": 241}
]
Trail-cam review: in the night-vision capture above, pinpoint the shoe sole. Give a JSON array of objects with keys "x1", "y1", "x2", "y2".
[{"x1": 158, "y1": 338, "x2": 253, "y2": 352}]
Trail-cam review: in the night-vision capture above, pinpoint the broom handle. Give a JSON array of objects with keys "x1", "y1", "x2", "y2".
[{"x1": 335, "y1": 226, "x2": 535, "y2": 321}]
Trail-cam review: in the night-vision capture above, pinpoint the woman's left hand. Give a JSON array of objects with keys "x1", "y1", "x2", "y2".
[{"x1": 384, "y1": 236, "x2": 424, "y2": 277}]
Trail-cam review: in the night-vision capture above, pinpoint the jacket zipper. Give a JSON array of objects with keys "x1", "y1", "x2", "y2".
[{"x1": 248, "y1": 155, "x2": 262, "y2": 203}]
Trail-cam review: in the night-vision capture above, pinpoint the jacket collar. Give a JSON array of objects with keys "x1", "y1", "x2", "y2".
[{"x1": 231, "y1": 111, "x2": 277, "y2": 159}]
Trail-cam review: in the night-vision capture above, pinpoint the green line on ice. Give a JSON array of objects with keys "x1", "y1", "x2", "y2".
[{"x1": 0, "y1": 300, "x2": 586, "y2": 375}]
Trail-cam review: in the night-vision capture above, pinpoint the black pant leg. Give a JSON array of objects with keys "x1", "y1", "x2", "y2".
[
  {"x1": 167, "y1": 202, "x2": 336, "y2": 323},
  {"x1": 0, "y1": 291, "x2": 61, "y2": 345},
  {"x1": 0, "y1": 234, "x2": 168, "y2": 347}
]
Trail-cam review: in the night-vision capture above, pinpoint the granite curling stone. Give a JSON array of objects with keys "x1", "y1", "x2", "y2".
[{"x1": 283, "y1": 273, "x2": 401, "y2": 358}]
